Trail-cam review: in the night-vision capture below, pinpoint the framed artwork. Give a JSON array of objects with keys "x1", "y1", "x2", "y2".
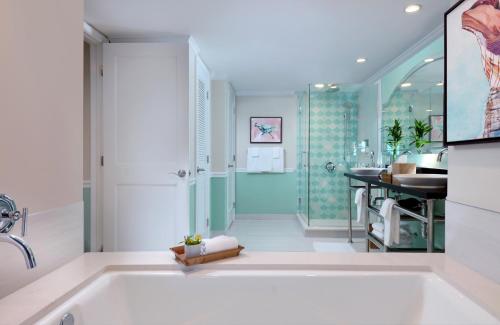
[
  {"x1": 445, "y1": 0, "x2": 500, "y2": 145},
  {"x1": 430, "y1": 115, "x2": 444, "y2": 142},
  {"x1": 250, "y1": 117, "x2": 282, "y2": 143}
]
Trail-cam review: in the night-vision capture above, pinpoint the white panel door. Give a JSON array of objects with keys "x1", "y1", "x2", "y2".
[
  {"x1": 195, "y1": 57, "x2": 211, "y2": 237},
  {"x1": 227, "y1": 85, "x2": 236, "y2": 226},
  {"x1": 102, "y1": 43, "x2": 189, "y2": 251}
]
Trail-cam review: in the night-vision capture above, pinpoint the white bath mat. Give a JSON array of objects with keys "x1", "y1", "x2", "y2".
[{"x1": 313, "y1": 242, "x2": 356, "y2": 253}]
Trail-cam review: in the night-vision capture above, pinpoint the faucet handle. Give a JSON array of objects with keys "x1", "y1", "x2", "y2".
[{"x1": 21, "y1": 208, "x2": 28, "y2": 237}]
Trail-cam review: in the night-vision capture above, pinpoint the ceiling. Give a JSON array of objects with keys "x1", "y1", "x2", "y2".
[{"x1": 85, "y1": 0, "x2": 452, "y2": 93}]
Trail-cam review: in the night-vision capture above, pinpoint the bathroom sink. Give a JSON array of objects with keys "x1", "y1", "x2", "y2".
[
  {"x1": 350, "y1": 167, "x2": 385, "y2": 176},
  {"x1": 393, "y1": 174, "x2": 447, "y2": 189}
]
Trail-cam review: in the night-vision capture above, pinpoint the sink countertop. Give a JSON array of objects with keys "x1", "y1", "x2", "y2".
[
  {"x1": 344, "y1": 172, "x2": 447, "y2": 199},
  {"x1": 0, "y1": 252, "x2": 499, "y2": 324}
]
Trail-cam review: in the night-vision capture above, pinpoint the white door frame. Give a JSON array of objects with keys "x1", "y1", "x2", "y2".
[{"x1": 84, "y1": 22, "x2": 108, "y2": 252}]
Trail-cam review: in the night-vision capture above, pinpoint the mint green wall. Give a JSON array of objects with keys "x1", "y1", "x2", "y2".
[
  {"x1": 83, "y1": 187, "x2": 91, "y2": 252},
  {"x1": 381, "y1": 36, "x2": 444, "y2": 105},
  {"x1": 210, "y1": 177, "x2": 227, "y2": 231},
  {"x1": 189, "y1": 183, "x2": 196, "y2": 235},
  {"x1": 236, "y1": 172, "x2": 297, "y2": 214}
]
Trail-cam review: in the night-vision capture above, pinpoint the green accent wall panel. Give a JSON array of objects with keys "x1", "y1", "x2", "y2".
[
  {"x1": 236, "y1": 172, "x2": 297, "y2": 214},
  {"x1": 210, "y1": 177, "x2": 227, "y2": 231}
]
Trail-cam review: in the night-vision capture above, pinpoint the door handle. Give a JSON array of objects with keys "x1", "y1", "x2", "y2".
[
  {"x1": 228, "y1": 164, "x2": 234, "y2": 168},
  {"x1": 169, "y1": 170, "x2": 187, "y2": 178},
  {"x1": 197, "y1": 167, "x2": 206, "y2": 173}
]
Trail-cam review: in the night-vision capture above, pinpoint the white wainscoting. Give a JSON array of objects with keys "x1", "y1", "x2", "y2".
[
  {"x1": 0, "y1": 202, "x2": 83, "y2": 298},
  {"x1": 446, "y1": 200, "x2": 500, "y2": 284}
]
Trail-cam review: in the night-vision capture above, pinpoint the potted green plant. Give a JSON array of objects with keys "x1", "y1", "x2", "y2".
[
  {"x1": 183, "y1": 234, "x2": 203, "y2": 258},
  {"x1": 385, "y1": 119, "x2": 403, "y2": 163},
  {"x1": 409, "y1": 119, "x2": 433, "y2": 154}
]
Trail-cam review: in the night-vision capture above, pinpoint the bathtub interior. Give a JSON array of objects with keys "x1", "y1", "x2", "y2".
[{"x1": 35, "y1": 270, "x2": 498, "y2": 325}]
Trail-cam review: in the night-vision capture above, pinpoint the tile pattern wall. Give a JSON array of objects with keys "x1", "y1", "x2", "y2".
[{"x1": 307, "y1": 90, "x2": 359, "y2": 220}]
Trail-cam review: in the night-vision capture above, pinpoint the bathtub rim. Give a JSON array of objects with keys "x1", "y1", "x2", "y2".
[{"x1": 0, "y1": 252, "x2": 498, "y2": 325}]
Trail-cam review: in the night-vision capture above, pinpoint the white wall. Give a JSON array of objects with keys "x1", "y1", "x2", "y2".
[
  {"x1": 236, "y1": 96, "x2": 297, "y2": 170},
  {"x1": 446, "y1": 142, "x2": 500, "y2": 283},
  {"x1": 0, "y1": 0, "x2": 83, "y2": 297}
]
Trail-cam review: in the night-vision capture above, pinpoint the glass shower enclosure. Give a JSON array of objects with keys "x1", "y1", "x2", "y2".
[{"x1": 297, "y1": 84, "x2": 359, "y2": 228}]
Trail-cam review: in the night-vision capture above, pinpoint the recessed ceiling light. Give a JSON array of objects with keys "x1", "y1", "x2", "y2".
[
  {"x1": 405, "y1": 4, "x2": 421, "y2": 14},
  {"x1": 426, "y1": 109, "x2": 433, "y2": 112},
  {"x1": 436, "y1": 82, "x2": 444, "y2": 86},
  {"x1": 329, "y1": 84, "x2": 338, "y2": 89},
  {"x1": 401, "y1": 82, "x2": 412, "y2": 88},
  {"x1": 314, "y1": 83, "x2": 325, "y2": 89},
  {"x1": 356, "y1": 58, "x2": 367, "y2": 64},
  {"x1": 424, "y1": 58, "x2": 434, "y2": 63}
]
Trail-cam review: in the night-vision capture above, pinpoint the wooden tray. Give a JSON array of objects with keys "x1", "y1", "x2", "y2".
[{"x1": 170, "y1": 245, "x2": 245, "y2": 266}]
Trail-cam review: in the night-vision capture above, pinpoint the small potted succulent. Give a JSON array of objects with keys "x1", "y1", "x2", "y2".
[{"x1": 183, "y1": 234, "x2": 203, "y2": 258}]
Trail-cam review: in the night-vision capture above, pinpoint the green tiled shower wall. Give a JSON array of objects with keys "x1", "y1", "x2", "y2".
[{"x1": 305, "y1": 89, "x2": 359, "y2": 221}]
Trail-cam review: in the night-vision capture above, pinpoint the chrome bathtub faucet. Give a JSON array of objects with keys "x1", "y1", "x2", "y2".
[{"x1": 0, "y1": 194, "x2": 37, "y2": 269}]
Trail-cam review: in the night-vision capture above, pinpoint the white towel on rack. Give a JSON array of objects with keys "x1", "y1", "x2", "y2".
[
  {"x1": 354, "y1": 188, "x2": 367, "y2": 224},
  {"x1": 380, "y1": 198, "x2": 400, "y2": 246},
  {"x1": 271, "y1": 147, "x2": 284, "y2": 173},
  {"x1": 247, "y1": 147, "x2": 273, "y2": 172},
  {"x1": 247, "y1": 147, "x2": 260, "y2": 172}
]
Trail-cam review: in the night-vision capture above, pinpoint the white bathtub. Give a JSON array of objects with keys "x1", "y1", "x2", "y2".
[{"x1": 35, "y1": 270, "x2": 498, "y2": 325}]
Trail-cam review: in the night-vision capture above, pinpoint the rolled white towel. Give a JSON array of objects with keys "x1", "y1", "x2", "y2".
[{"x1": 202, "y1": 235, "x2": 239, "y2": 255}]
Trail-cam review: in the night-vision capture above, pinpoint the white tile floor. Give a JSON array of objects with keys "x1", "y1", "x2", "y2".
[{"x1": 219, "y1": 215, "x2": 365, "y2": 252}]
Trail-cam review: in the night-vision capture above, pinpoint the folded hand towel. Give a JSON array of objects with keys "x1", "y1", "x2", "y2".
[
  {"x1": 371, "y1": 230, "x2": 384, "y2": 240},
  {"x1": 354, "y1": 188, "x2": 367, "y2": 224},
  {"x1": 372, "y1": 222, "x2": 385, "y2": 232},
  {"x1": 202, "y1": 235, "x2": 239, "y2": 255},
  {"x1": 380, "y1": 199, "x2": 400, "y2": 246}
]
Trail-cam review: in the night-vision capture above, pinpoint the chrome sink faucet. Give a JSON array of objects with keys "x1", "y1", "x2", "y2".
[
  {"x1": 0, "y1": 195, "x2": 37, "y2": 269},
  {"x1": 437, "y1": 148, "x2": 449, "y2": 162}
]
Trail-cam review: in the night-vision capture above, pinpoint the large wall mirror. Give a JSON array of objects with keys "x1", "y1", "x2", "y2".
[{"x1": 382, "y1": 57, "x2": 445, "y2": 164}]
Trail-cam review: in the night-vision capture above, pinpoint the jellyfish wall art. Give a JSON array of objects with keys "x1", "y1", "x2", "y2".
[{"x1": 446, "y1": 0, "x2": 500, "y2": 144}]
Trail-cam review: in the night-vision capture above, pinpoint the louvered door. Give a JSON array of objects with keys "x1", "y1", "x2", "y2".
[{"x1": 195, "y1": 57, "x2": 211, "y2": 237}]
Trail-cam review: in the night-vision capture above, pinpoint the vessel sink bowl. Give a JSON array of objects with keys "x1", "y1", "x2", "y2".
[
  {"x1": 350, "y1": 167, "x2": 385, "y2": 176},
  {"x1": 393, "y1": 174, "x2": 447, "y2": 189}
]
